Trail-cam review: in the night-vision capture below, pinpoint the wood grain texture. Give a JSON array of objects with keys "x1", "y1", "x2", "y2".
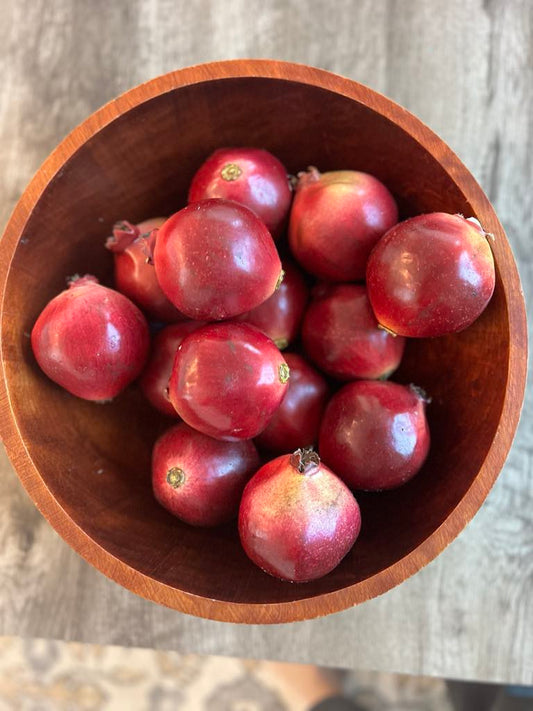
[{"x1": 0, "y1": 0, "x2": 531, "y2": 684}]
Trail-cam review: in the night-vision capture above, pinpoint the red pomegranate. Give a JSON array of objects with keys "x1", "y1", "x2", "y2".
[
  {"x1": 152, "y1": 423, "x2": 260, "y2": 526},
  {"x1": 31, "y1": 275, "x2": 149, "y2": 401},
  {"x1": 154, "y1": 199, "x2": 283, "y2": 320},
  {"x1": 366, "y1": 213, "x2": 495, "y2": 337},
  {"x1": 289, "y1": 168, "x2": 398, "y2": 281},
  {"x1": 168, "y1": 322, "x2": 290, "y2": 440},
  {"x1": 188, "y1": 147, "x2": 292, "y2": 238},
  {"x1": 105, "y1": 218, "x2": 186, "y2": 323},
  {"x1": 319, "y1": 380, "x2": 430, "y2": 490}
]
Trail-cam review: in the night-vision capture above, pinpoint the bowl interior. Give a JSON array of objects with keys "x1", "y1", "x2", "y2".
[{"x1": 2, "y1": 76, "x2": 508, "y2": 607}]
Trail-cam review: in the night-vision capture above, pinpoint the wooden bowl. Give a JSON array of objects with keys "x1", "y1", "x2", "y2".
[{"x1": 0, "y1": 60, "x2": 527, "y2": 624}]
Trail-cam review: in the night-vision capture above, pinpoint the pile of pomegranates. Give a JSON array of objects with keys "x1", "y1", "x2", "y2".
[{"x1": 31, "y1": 147, "x2": 496, "y2": 583}]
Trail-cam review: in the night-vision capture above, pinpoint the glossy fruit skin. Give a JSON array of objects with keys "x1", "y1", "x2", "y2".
[
  {"x1": 235, "y1": 260, "x2": 309, "y2": 349},
  {"x1": 152, "y1": 423, "x2": 260, "y2": 527},
  {"x1": 238, "y1": 449, "x2": 361, "y2": 582},
  {"x1": 154, "y1": 199, "x2": 283, "y2": 320},
  {"x1": 105, "y1": 218, "x2": 186, "y2": 323},
  {"x1": 255, "y1": 353, "x2": 330, "y2": 454},
  {"x1": 366, "y1": 213, "x2": 496, "y2": 337},
  {"x1": 169, "y1": 322, "x2": 290, "y2": 441},
  {"x1": 31, "y1": 275, "x2": 150, "y2": 401},
  {"x1": 139, "y1": 321, "x2": 205, "y2": 416},
  {"x1": 302, "y1": 283, "x2": 405, "y2": 380},
  {"x1": 289, "y1": 168, "x2": 398, "y2": 281},
  {"x1": 319, "y1": 380, "x2": 430, "y2": 491},
  {"x1": 188, "y1": 147, "x2": 292, "y2": 239}
]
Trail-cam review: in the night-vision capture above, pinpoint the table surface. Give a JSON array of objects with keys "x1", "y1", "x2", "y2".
[{"x1": 0, "y1": 0, "x2": 531, "y2": 686}]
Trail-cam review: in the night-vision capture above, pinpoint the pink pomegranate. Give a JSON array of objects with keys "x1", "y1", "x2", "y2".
[{"x1": 239, "y1": 448, "x2": 361, "y2": 582}]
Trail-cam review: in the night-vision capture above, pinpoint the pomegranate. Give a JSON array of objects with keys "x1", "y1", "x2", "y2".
[
  {"x1": 188, "y1": 147, "x2": 292, "y2": 238},
  {"x1": 289, "y1": 168, "x2": 398, "y2": 281},
  {"x1": 319, "y1": 380, "x2": 430, "y2": 491},
  {"x1": 169, "y1": 322, "x2": 290, "y2": 440},
  {"x1": 255, "y1": 353, "x2": 329, "y2": 454},
  {"x1": 31, "y1": 275, "x2": 149, "y2": 401},
  {"x1": 139, "y1": 321, "x2": 205, "y2": 416},
  {"x1": 154, "y1": 199, "x2": 283, "y2": 320},
  {"x1": 366, "y1": 213, "x2": 496, "y2": 337},
  {"x1": 152, "y1": 423, "x2": 260, "y2": 527},
  {"x1": 302, "y1": 283, "x2": 405, "y2": 380},
  {"x1": 235, "y1": 260, "x2": 309, "y2": 349},
  {"x1": 238, "y1": 448, "x2": 361, "y2": 582},
  {"x1": 105, "y1": 218, "x2": 186, "y2": 323}
]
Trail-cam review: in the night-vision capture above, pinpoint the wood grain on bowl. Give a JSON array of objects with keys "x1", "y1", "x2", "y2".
[{"x1": 0, "y1": 60, "x2": 527, "y2": 623}]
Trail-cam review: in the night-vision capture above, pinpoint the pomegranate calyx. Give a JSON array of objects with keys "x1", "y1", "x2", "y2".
[
  {"x1": 220, "y1": 162, "x2": 242, "y2": 181},
  {"x1": 141, "y1": 228, "x2": 158, "y2": 265},
  {"x1": 105, "y1": 221, "x2": 140, "y2": 253},
  {"x1": 67, "y1": 274, "x2": 99, "y2": 289},
  {"x1": 295, "y1": 166, "x2": 321, "y2": 191},
  {"x1": 167, "y1": 467, "x2": 185, "y2": 488},
  {"x1": 278, "y1": 362, "x2": 290, "y2": 384},
  {"x1": 288, "y1": 173, "x2": 298, "y2": 190},
  {"x1": 409, "y1": 383, "x2": 432, "y2": 404},
  {"x1": 290, "y1": 447, "x2": 320, "y2": 474}
]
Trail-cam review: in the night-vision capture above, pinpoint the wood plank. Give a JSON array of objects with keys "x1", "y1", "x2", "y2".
[{"x1": 0, "y1": 0, "x2": 531, "y2": 684}]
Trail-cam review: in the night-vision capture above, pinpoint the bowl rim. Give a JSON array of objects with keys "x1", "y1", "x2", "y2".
[{"x1": 0, "y1": 59, "x2": 527, "y2": 624}]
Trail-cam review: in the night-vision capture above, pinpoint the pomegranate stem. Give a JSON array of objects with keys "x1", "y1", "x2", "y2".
[
  {"x1": 167, "y1": 467, "x2": 185, "y2": 488},
  {"x1": 105, "y1": 220, "x2": 140, "y2": 253},
  {"x1": 290, "y1": 447, "x2": 320, "y2": 474}
]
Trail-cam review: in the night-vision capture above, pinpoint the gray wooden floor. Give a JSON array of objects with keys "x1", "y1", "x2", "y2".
[{"x1": 0, "y1": 0, "x2": 532, "y2": 685}]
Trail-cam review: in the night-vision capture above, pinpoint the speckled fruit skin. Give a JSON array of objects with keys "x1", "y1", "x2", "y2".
[
  {"x1": 154, "y1": 199, "x2": 283, "y2": 320},
  {"x1": 105, "y1": 217, "x2": 186, "y2": 323},
  {"x1": 302, "y1": 283, "x2": 405, "y2": 381},
  {"x1": 235, "y1": 260, "x2": 309, "y2": 349},
  {"x1": 152, "y1": 423, "x2": 260, "y2": 527},
  {"x1": 139, "y1": 321, "x2": 205, "y2": 416},
  {"x1": 255, "y1": 353, "x2": 330, "y2": 454},
  {"x1": 188, "y1": 147, "x2": 292, "y2": 239},
  {"x1": 366, "y1": 213, "x2": 496, "y2": 337},
  {"x1": 31, "y1": 275, "x2": 150, "y2": 401},
  {"x1": 319, "y1": 380, "x2": 430, "y2": 491},
  {"x1": 289, "y1": 168, "x2": 398, "y2": 282},
  {"x1": 169, "y1": 322, "x2": 290, "y2": 441},
  {"x1": 238, "y1": 449, "x2": 361, "y2": 582}
]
